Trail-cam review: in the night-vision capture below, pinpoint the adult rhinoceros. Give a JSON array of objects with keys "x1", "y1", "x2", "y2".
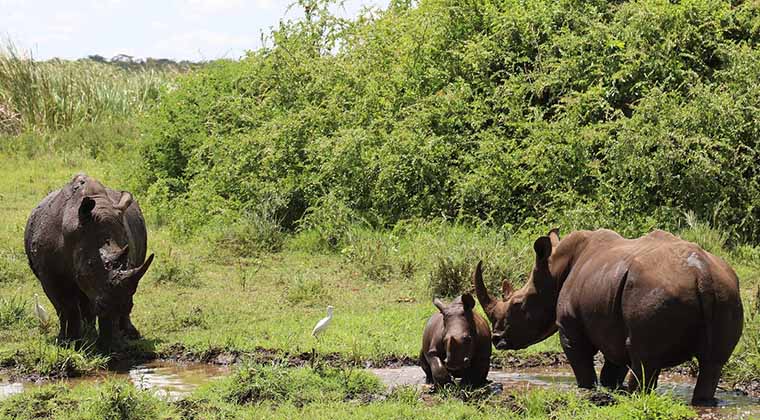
[
  {"x1": 24, "y1": 174, "x2": 153, "y2": 347},
  {"x1": 473, "y1": 229, "x2": 743, "y2": 406}
]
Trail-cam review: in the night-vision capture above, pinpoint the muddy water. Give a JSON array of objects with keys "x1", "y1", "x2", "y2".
[
  {"x1": 1, "y1": 362, "x2": 758, "y2": 419},
  {"x1": 371, "y1": 366, "x2": 760, "y2": 420},
  {"x1": 0, "y1": 361, "x2": 229, "y2": 402}
]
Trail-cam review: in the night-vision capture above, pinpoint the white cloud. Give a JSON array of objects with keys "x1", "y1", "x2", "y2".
[
  {"x1": 181, "y1": 0, "x2": 244, "y2": 14},
  {"x1": 150, "y1": 20, "x2": 170, "y2": 31},
  {"x1": 152, "y1": 30, "x2": 256, "y2": 60},
  {"x1": 255, "y1": 0, "x2": 273, "y2": 9}
]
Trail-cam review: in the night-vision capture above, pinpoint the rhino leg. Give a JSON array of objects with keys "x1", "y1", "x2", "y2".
[
  {"x1": 461, "y1": 356, "x2": 490, "y2": 387},
  {"x1": 78, "y1": 290, "x2": 96, "y2": 333},
  {"x1": 692, "y1": 362, "x2": 721, "y2": 406},
  {"x1": 559, "y1": 324, "x2": 598, "y2": 388},
  {"x1": 427, "y1": 353, "x2": 452, "y2": 385},
  {"x1": 627, "y1": 359, "x2": 660, "y2": 393},
  {"x1": 119, "y1": 315, "x2": 141, "y2": 340},
  {"x1": 420, "y1": 350, "x2": 434, "y2": 384},
  {"x1": 56, "y1": 304, "x2": 82, "y2": 342},
  {"x1": 600, "y1": 359, "x2": 628, "y2": 390},
  {"x1": 96, "y1": 315, "x2": 115, "y2": 350}
]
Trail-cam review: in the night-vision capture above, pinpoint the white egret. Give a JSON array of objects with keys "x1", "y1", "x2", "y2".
[
  {"x1": 33, "y1": 293, "x2": 50, "y2": 325},
  {"x1": 311, "y1": 305, "x2": 334, "y2": 338}
]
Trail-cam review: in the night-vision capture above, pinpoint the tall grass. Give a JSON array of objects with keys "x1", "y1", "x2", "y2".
[{"x1": 0, "y1": 43, "x2": 170, "y2": 132}]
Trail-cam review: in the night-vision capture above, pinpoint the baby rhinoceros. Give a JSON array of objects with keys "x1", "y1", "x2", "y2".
[{"x1": 420, "y1": 293, "x2": 491, "y2": 387}]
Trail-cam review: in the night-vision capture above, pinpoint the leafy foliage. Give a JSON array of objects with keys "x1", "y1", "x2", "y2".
[{"x1": 140, "y1": 0, "x2": 760, "y2": 242}]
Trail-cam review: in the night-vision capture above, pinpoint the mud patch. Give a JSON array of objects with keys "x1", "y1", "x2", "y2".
[
  {"x1": 155, "y1": 344, "x2": 417, "y2": 369},
  {"x1": 491, "y1": 351, "x2": 568, "y2": 369},
  {"x1": 368, "y1": 365, "x2": 760, "y2": 419}
]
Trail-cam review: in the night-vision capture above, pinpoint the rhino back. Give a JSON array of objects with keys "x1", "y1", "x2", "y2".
[{"x1": 559, "y1": 232, "x2": 740, "y2": 365}]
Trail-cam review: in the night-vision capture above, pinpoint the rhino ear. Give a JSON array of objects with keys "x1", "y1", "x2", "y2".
[
  {"x1": 548, "y1": 228, "x2": 560, "y2": 248},
  {"x1": 433, "y1": 298, "x2": 446, "y2": 313},
  {"x1": 114, "y1": 191, "x2": 133, "y2": 212},
  {"x1": 79, "y1": 197, "x2": 96, "y2": 222},
  {"x1": 502, "y1": 279, "x2": 514, "y2": 300},
  {"x1": 534, "y1": 236, "x2": 553, "y2": 262},
  {"x1": 461, "y1": 293, "x2": 475, "y2": 311}
]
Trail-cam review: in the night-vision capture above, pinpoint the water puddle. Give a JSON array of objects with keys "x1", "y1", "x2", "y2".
[
  {"x1": 0, "y1": 361, "x2": 229, "y2": 402},
  {"x1": 121, "y1": 361, "x2": 230, "y2": 400}
]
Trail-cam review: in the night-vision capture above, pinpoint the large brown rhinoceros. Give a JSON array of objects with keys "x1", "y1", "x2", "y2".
[
  {"x1": 24, "y1": 174, "x2": 153, "y2": 348},
  {"x1": 473, "y1": 229, "x2": 743, "y2": 406},
  {"x1": 420, "y1": 293, "x2": 492, "y2": 387}
]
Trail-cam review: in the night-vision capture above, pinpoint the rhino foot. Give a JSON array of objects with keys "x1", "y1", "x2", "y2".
[
  {"x1": 122, "y1": 325, "x2": 141, "y2": 340},
  {"x1": 691, "y1": 397, "x2": 718, "y2": 407}
]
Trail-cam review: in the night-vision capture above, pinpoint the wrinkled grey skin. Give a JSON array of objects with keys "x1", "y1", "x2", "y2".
[
  {"x1": 24, "y1": 174, "x2": 153, "y2": 348},
  {"x1": 420, "y1": 293, "x2": 492, "y2": 387}
]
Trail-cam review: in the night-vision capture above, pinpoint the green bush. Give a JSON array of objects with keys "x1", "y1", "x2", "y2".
[
  {"x1": 428, "y1": 256, "x2": 471, "y2": 298},
  {"x1": 283, "y1": 273, "x2": 331, "y2": 306},
  {"x1": 207, "y1": 203, "x2": 286, "y2": 260},
  {"x1": 149, "y1": 250, "x2": 199, "y2": 287},
  {"x1": 139, "y1": 0, "x2": 760, "y2": 242},
  {"x1": 341, "y1": 230, "x2": 395, "y2": 283}
]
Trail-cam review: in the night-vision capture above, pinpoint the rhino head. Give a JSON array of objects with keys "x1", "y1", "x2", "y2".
[
  {"x1": 433, "y1": 294, "x2": 478, "y2": 371},
  {"x1": 62, "y1": 175, "x2": 153, "y2": 319},
  {"x1": 473, "y1": 229, "x2": 562, "y2": 350}
]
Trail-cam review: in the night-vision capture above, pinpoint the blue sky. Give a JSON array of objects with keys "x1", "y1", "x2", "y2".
[{"x1": 1, "y1": 0, "x2": 389, "y2": 61}]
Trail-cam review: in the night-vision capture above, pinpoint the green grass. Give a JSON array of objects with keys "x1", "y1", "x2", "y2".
[{"x1": 0, "y1": 147, "x2": 758, "y2": 374}]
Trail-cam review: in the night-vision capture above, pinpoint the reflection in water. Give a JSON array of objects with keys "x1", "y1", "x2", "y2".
[
  {"x1": 0, "y1": 382, "x2": 24, "y2": 400},
  {"x1": 0, "y1": 361, "x2": 229, "y2": 402},
  {"x1": 126, "y1": 362, "x2": 230, "y2": 401}
]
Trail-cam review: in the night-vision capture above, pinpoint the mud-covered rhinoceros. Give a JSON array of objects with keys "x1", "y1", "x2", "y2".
[
  {"x1": 474, "y1": 229, "x2": 743, "y2": 406},
  {"x1": 420, "y1": 293, "x2": 491, "y2": 387},
  {"x1": 24, "y1": 174, "x2": 153, "y2": 347}
]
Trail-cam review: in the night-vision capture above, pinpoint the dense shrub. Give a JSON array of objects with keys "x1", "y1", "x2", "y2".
[{"x1": 140, "y1": 0, "x2": 760, "y2": 242}]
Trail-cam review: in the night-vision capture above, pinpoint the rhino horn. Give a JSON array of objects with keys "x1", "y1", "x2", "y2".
[
  {"x1": 114, "y1": 253, "x2": 154, "y2": 293},
  {"x1": 472, "y1": 261, "x2": 497, "y2": 319}
]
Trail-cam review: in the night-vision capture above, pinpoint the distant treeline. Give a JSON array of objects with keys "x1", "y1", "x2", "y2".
[
  {"x1": 84, "y1": 54, "x2": 204, "y2": 72},
  {"x1": 129, "y1": 0, "x2": 760, "y2": 242}
]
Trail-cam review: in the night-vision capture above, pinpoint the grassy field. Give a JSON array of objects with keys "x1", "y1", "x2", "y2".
[
  {"x1": 0, "y1": 133, "x2": 757, "y2": 419},
  {"x1": 0, "y1": 142, "x2": 563, "y2": 373}
]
